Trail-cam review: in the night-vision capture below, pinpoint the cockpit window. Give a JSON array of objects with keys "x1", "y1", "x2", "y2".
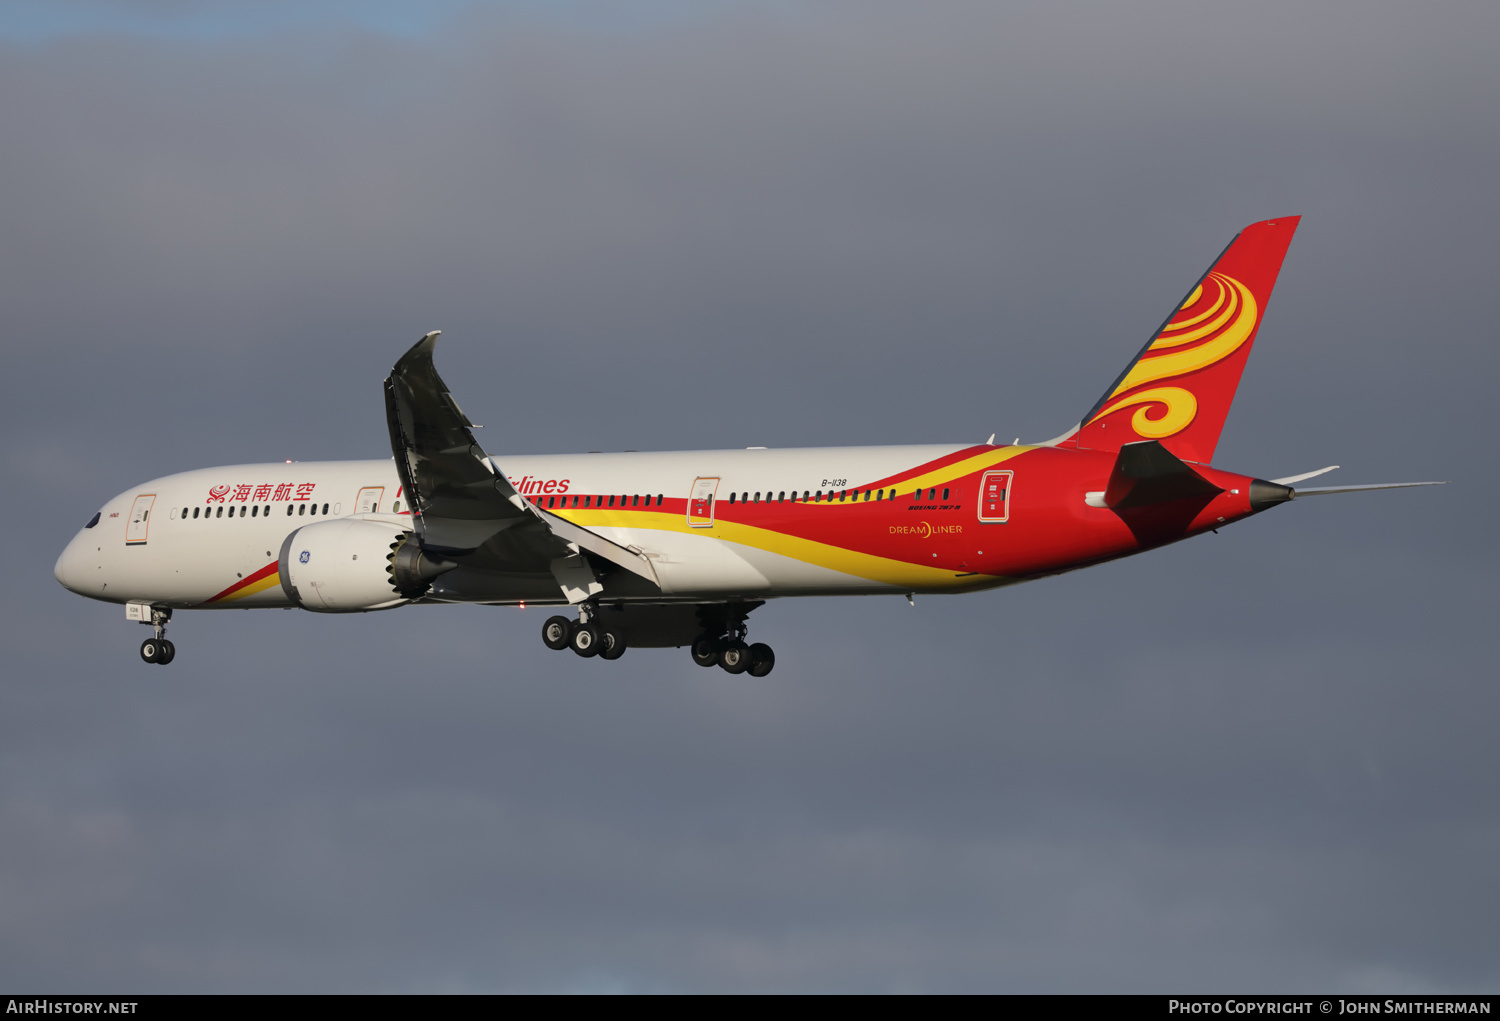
[{"x1": 84, "y1": 511, "x2": 101, "y2": 529}]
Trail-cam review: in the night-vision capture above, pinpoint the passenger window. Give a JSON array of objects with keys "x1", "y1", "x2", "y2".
[
  {"x1": 606, "y1": 495, "x2": 614, "y2": 507},
  {"x1": 656, "y1": 495, "x2": 663, "y2": 506},
  {"x1": 584, "y1": 495, "x2": 591, "y2": 507},
  {"x1": 251, "y1": 505, "x2": 258, "y2": 517},
  {"x1": 943, "y1": 488, "x2": 950, "y2": 501},
  {"x1": 192, "y1": 507, "x2": 200, "y2": 519},
  {"x1": 632, "y1": 495, "x2": 640, "y2": 507},
  {"x1": 863, "y1": 490, "x2": 870, "y2": 501},
  {"x1": 287, "y1": 505, "x2": 293, "y2": 516},
  {"x1": 547, "y1": 496, "x2": 555, "y2": 508},
  {"x1": 754, "y1": 492, "x2": 761, "y2": 503},
  {"x1": 391, "y1": 500, "x2": 398, "y2": 513},
  {"x1": 729, "y1": 493, "x2": 737, "y2": 504},
  {"x1": 298, "y1": 504, "x2": 306, "y2": 515},
  {"x1": 929, "y1": 488, "x2": 937, "y2": 500}
]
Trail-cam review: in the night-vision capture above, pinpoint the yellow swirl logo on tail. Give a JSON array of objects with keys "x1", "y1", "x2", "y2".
[
  {"x1": 1089, "y1": 386, "x2": 1198, "y2": 438},
  {"x1": 1086, "y1": 272, "x2": 1258, "y2": 438}
]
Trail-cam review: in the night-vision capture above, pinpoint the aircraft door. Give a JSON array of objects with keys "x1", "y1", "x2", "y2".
[
  {"x1": 355, "y1": 487, "x2": 384, "y2": 514},
  {"x1": 687, "y1": 477, "x2": 719, "y2": 528},
  {"x1": 126, "y1": 494, "x2": 156, "y2": 545},
  {"x1": 978, "y1": 470, "x2": 1012, "y2": 523}
]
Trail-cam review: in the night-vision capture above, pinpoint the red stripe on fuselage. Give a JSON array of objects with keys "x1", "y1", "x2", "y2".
[
  {"x1": 859, "y1": 444, "x2": 995, "y2": 490},
  {"x1": 202, "y1": 560, "x2": 279, "y2": 605}
]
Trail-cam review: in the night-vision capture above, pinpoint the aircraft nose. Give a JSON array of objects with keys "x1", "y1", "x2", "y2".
[{"x1": 54, "y1": 531, "x2": 89, "y2": 594}]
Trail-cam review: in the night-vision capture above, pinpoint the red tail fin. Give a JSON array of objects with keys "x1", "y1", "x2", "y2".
[{"x1": 1071, "y1": 216, "x2": 1301, "y2": 464}]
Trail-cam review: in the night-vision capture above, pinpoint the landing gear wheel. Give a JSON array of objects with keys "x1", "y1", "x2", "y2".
[
  {"x1": 691, "y1": 634, "x2": 721, "y2": 668},
  {"x1": 718, "y1": 640, "x2": 750, "y2": 674},
  {"x1": 157, "y1": 639, "x2": 176, "y2": 666},
  {"x1": 140, "y1": 639, "x2": 162, "y2": 664},
  {"x1": 599, "y1": 628, "x2": 627, "y2": 661},
  {"x1": 570, "y1": 621, "x2": 602, "y2": 658},
  {"x1": 542, "y1": 615, "x2": 572, "y2": 651},
  {"x1": 747, "y1": 643, "x2": 774, "y2": 677}
]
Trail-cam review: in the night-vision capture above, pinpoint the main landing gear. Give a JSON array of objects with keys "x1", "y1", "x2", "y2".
[
  {"x1": 691, "y1": 609, "x2": 774, "y2": 677},
  {"x1": 138, "y1": 607, "x2": 176, "y2": 665},
  {"x1": 542, "y1": 605, "x2": 626, "y2": 661}
]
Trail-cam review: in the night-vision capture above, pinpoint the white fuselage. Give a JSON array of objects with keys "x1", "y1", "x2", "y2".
[{"x1": 54, "y1": 445, "x2": 1011, "y2": 611}]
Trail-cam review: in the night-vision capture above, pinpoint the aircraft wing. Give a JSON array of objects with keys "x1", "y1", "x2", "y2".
[{"x1": 384, "y1": 333, "x2": 660, "y2": 594}]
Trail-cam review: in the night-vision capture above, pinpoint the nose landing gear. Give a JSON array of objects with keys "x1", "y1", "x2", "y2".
[{"x1": 138, "y1": 607, "x2": 176, "y2": 665}]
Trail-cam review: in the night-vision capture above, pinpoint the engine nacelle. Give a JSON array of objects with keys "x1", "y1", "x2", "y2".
[{"x1": 279, "y1": 519, "x2": 454, "y2": 612}]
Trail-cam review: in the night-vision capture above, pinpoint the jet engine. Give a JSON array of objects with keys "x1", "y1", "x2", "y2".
[{"x1": 278, "y1": 519, "x2": 456, "y2": 612}]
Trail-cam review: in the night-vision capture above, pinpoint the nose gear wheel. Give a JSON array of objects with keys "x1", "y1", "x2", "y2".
[{"x1": 137, "y1": 607, "x2": 176, "y2": 666}]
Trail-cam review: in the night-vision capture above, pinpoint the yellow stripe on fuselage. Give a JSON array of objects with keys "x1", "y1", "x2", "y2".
[
  {"x1": 216, "y1": 571, "x2": 283, "y2": 603},
  {"x1": 895, "y1": 445, "x2": 1034, "y2": 495},
  {"x1": 554, "y1": 509, "x2": 996, "y2": 589}
]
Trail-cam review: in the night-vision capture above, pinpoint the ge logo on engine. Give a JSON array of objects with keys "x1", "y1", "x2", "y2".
[{"x1": 298, "y1": 550, "x2": 310, "y2": 564}]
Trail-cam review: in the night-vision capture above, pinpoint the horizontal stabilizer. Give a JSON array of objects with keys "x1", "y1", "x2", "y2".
[
  {"x1": 1271, "y1": 465, "x2": 1339, "y2": 485},
  {"x1": 1293, "y1": 481, "x2": 1447, "y2": 498},
  {"x1": 1103, "y1": 440, "x2": 1224, "y2": 509}
]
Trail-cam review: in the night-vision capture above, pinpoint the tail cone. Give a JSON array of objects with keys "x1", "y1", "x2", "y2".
[{"x1": 1248, "y1": 479, "x2": 1294, "y2": 511}]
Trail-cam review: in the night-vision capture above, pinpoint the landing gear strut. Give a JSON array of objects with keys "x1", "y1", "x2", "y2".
[
  {"x1": 541, "y1": 604, "x2": 626, "y2": 662},
  {"x1": 691, "y1": 605, "x2": 774, "y2": 676},
  {"x1": 138, "y1": 607, "x2": 175, "y2": 665}
]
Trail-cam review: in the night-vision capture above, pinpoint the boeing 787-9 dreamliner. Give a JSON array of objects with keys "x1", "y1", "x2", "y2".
[{"x1": 55, "y1": 217, "x2": 1440, "y2": 675}]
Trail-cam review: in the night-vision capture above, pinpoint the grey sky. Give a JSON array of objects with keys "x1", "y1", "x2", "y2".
[{"x1": 1, "y1": 1, "x2": 1495, "y2": 991}]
